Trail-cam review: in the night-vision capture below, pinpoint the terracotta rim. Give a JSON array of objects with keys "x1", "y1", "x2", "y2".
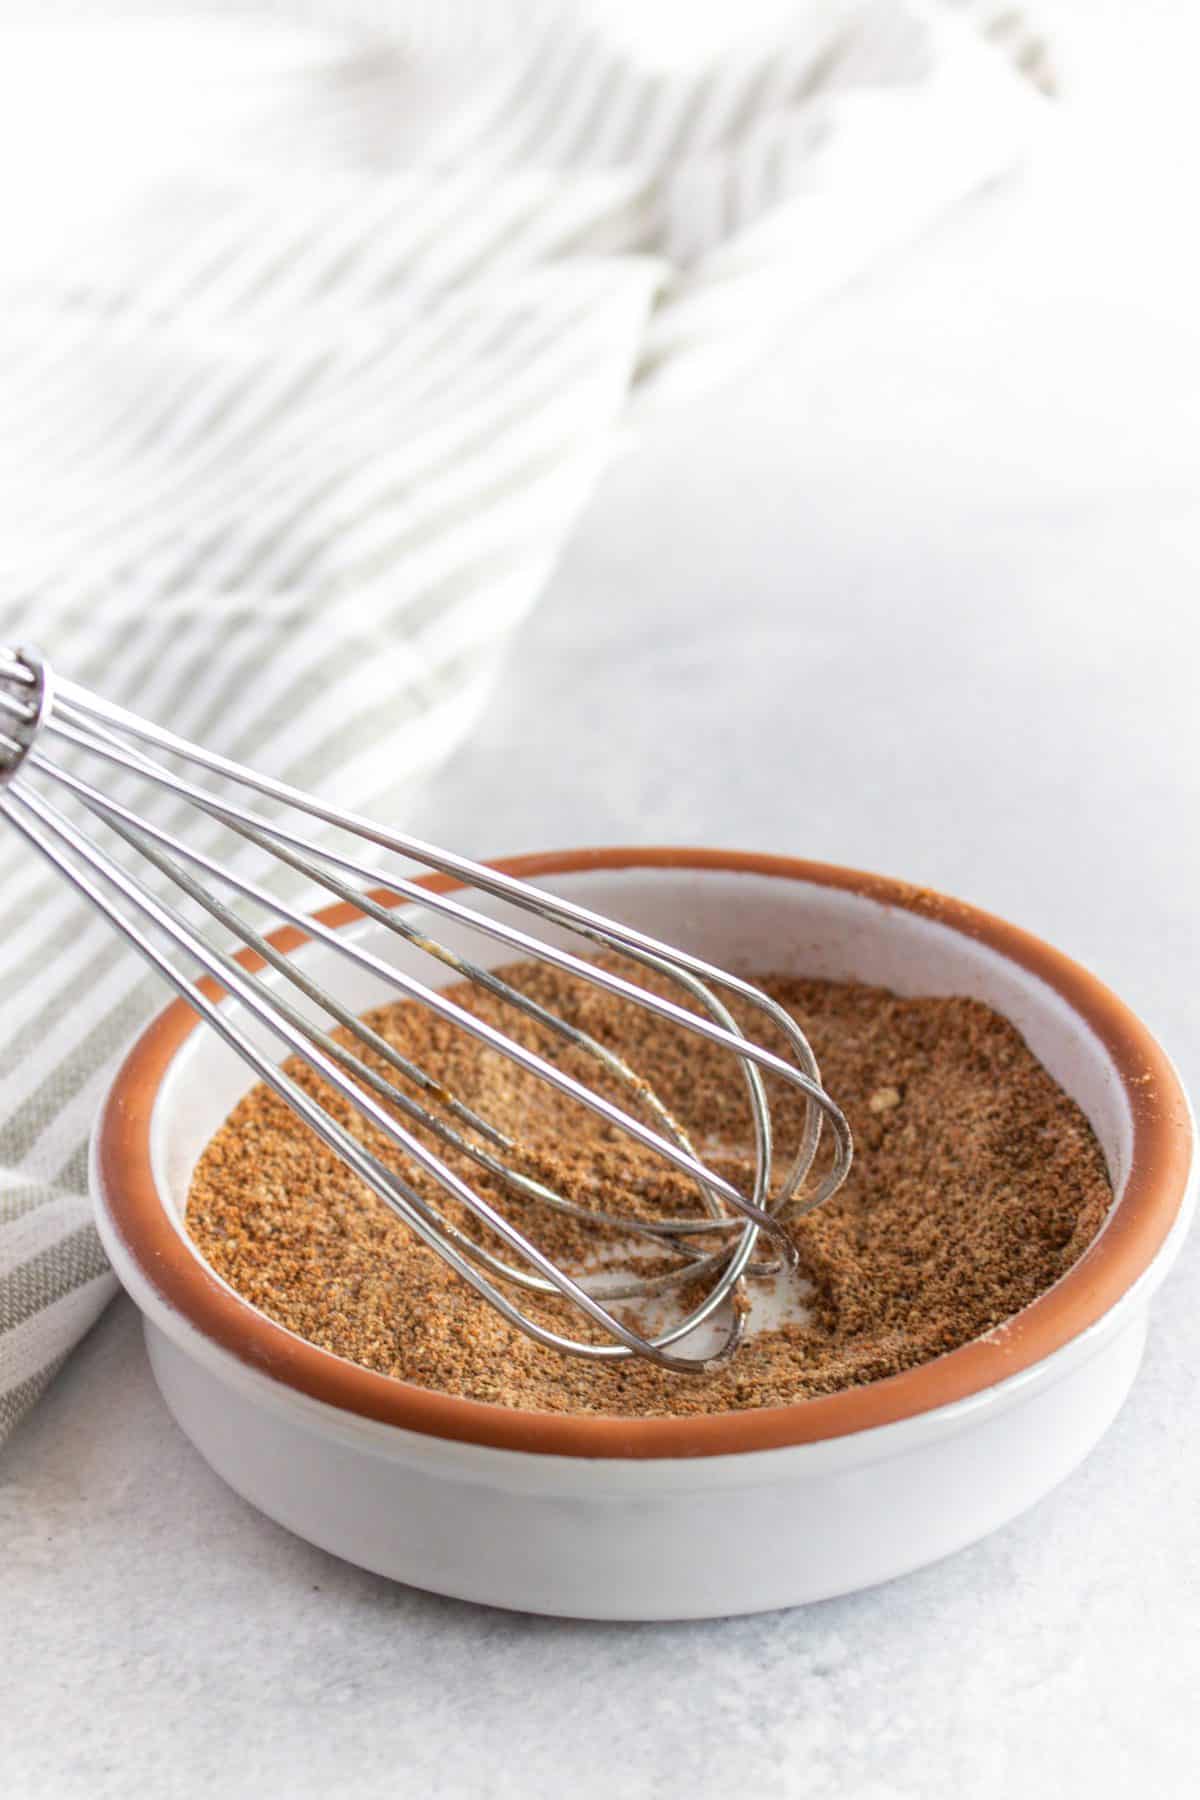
[{"x1": 95, "y1": 848, "x2": 1193, "y2": 1460}]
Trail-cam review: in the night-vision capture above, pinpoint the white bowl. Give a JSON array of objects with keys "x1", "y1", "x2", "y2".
[{"x1": 91, "y1": 849, "x2": 1196, "y2": 1619}]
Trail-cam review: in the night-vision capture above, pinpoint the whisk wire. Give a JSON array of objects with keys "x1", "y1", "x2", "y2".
[{"x1": 0, "y1": 646, "x2": 853, "y2": 1371}]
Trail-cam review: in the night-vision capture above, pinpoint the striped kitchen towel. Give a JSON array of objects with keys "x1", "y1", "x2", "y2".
[{"x1": 0, "y1": 0, "x2": 1046, "y2": 1444}]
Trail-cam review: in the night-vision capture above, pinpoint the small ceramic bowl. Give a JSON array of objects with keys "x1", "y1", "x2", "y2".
[{"x1": 91, "y1": 850, "x2": 1195, "y2": 1620}]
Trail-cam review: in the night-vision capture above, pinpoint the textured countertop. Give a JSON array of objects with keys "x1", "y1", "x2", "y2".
[{"x1": 5, "y1": 7, "x2": 1200, "y2": 1795}]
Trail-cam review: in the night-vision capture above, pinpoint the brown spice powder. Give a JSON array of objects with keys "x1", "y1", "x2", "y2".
[{"x1": 185, "y1": 963, "x2": 1112, "y2": 1417}]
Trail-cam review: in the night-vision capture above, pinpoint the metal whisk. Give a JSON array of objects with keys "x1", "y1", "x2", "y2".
[{"x1": 0, "y1": 645, "x2": 851, "y2": 1372}]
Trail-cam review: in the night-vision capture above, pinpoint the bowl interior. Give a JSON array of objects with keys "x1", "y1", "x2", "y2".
[{"x1": 151, "y1": 863, "x2": 1135, "y2": 1255}]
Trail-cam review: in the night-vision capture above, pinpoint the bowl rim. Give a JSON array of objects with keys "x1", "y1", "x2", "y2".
[{"x1": 93, "y1": 846, "x2": 1194, "y2": 1460}]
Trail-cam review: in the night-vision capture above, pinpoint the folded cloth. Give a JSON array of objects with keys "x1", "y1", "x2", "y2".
[{"x1": 0, "y1": 0, "x2": 1045, "y2": 1444}]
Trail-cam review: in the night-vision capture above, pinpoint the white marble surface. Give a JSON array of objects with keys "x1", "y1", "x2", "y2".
[{"x1": 5, "y1": 5, "x2": 1200, "y2": 1794}]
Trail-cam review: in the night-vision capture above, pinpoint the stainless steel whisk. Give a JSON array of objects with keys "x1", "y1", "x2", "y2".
[{"x1": 0, "y1": 645, "x2": 852, "y2": 1372}]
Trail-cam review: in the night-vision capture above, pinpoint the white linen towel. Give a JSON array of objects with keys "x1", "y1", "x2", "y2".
[{"x1": 0, "y1": 0, "x2": 1045, "y2": 1442}]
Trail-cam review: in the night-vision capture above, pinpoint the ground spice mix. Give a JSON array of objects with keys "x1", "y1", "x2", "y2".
[{"x1": 186, "y1": 962, "x2": 1112, "y2": 1416}]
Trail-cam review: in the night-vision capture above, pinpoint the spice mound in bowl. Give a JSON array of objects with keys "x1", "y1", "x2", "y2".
[{"x1": 185, "y1": 961, "x2": 1112, "y2": 1418}]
